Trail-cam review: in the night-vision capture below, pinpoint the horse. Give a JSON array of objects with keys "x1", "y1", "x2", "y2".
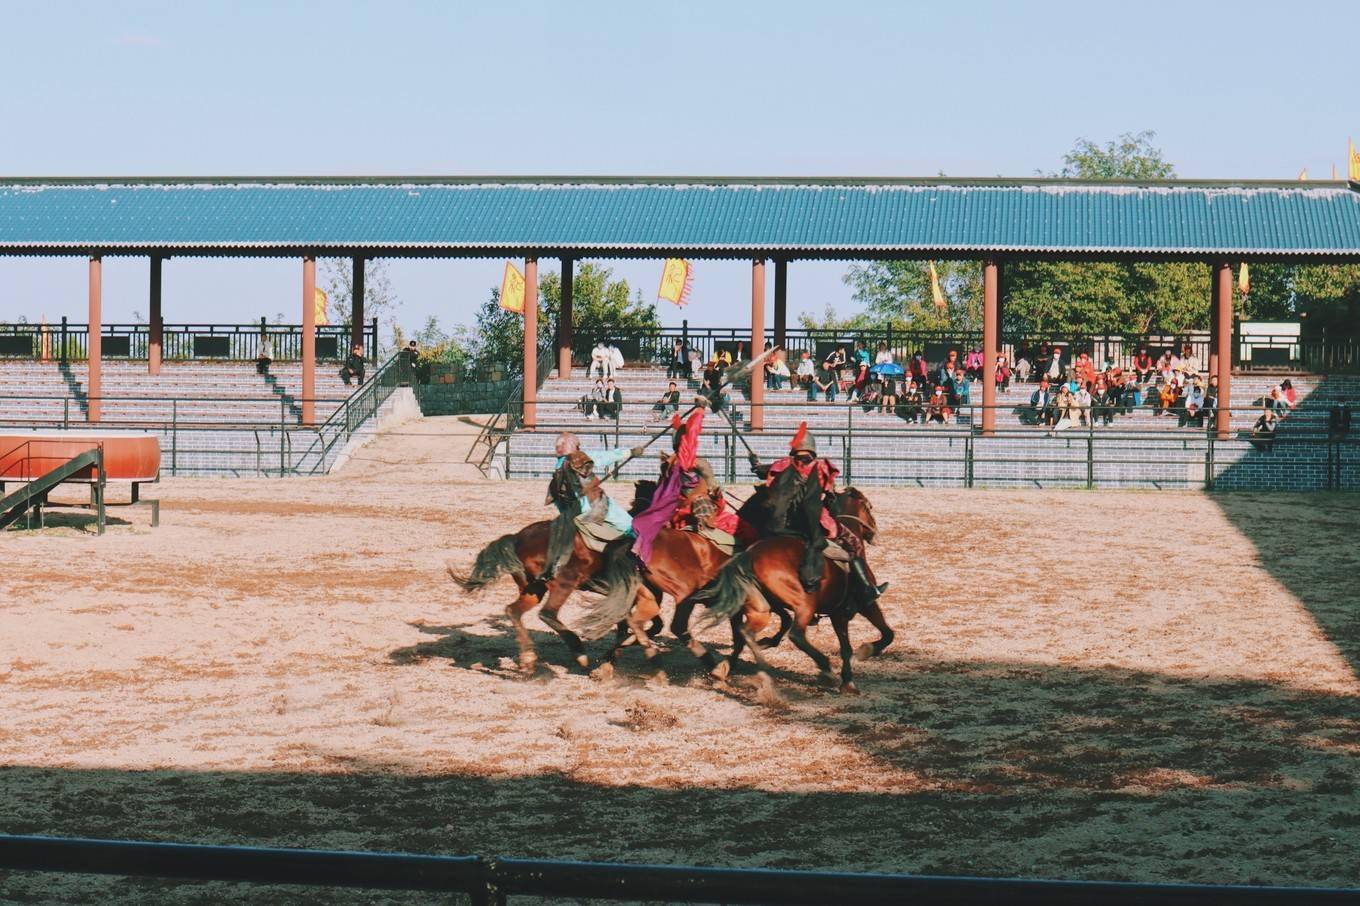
[
  {"x1": 448, "y1": 516, "x2": 636, "y2": 672},
  {"x1": 694, "y1": 487, "x2": 895, "y2": 693}
]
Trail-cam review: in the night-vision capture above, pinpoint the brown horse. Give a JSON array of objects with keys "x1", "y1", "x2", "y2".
[
  {"x1": 695, "y1": 488, "x2": 895, "y2": 693},
  {"x1": 449, "y1": 518, "x2": 636, "y2": 672}
]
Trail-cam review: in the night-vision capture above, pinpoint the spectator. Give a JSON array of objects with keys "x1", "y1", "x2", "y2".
[
  {"x1": 688, "y1": 347, "x2": 703, "y2": 379},
  {"x1": 255, "y1": 333, "x2": 273, "y2": 376},
  {"x1": 874, "y1": 342, "x2": 894, "y2": 365},
  {"x1": 925, "y1": 385, "x2": 950, "y2": 423},
  {"x1": 1280, "y1": 378, "x2": 1298, "y2": 410},
  {"x1": 702, "y1": 357, "x2": 722, "y2": 391},
  {"x1": 580, "y1": 378, "x2": 607, "y2": 419},
  {"x1": 1046, "y1": 345, "x2": 1067, "y2": 381},
  {"x1": 995, "y1": 354, "x2": 1012, "y2": 392},
  {"x1": 1073, "y1": 381, "x2": 1093, "y2": 427},
  {"x1": 1157, "y1": 379, "x2": 1179, "y2": 416},
  {"x1": 1050, "y1": 384, "x2": 1076, "y2": 434},
  {"x1": 1178, "y1": 344, "x2": 1201, "y2": 379},
  {"x1": 1180, "y1": 376, "x2": 1206, "y2": 427},
  {"x1": 589, "y1": 341, "x2": 612, "y2": 380},
  {"x1": 597, "y1": 378, "x2": 623, "y2": 421},
  {"x1": 853, "y1": 340, "x2": 872, "y2": 369},
  {"x1": 1132, "y1": 347, "x2": 1154, "y2": 385},
  {"x1": 1264, "y1": 385, "x2": 1285, "y2": 416},
  {"x1": 1014, "y1": 346, "x2": 1033, "y2": 384},
  {"x1": 859, "y1": 374, "x2": 883, "y2": 412},
  {"x1": 879, "y1": 375, "x2": 899, "y2": 416},
  {"x1": 406, "y1": 340, "x2": 429, "y2": 384},
  {"x1": 900, "y1": 380, "x2": 925, "y2": 423},
  {"x1": 1123, "y1": 374, "x2": 1144, "y2": 413},
  {"x1": 1026, "y1": 377, "x2": 1057, "y2": 426},
  {"x1": 651, "y1": 381, "x2": 681, "y2": 421},
  {"x1": 703, "y1": 373, "x2": 730, "y2": 413},
  {"x1": 909, "y1": 351, "x2": 930, "y2": 387},
  {"x1": 607, "y1": 341, "x2": 625, "y2": 375},
  {"x1": 950, "y1": 368, "x2": 971, "y2": 410},
  {"x1": 1091, "y1": 379, "x2": 1115, "y2": 426},
  {"x1": 1250, "y1": 407, "x2": 1277, "y2": 452},
  {"x1": 715, "y1": 347, "x2": 733, "y2": 369},
  {"x1": 795, "y1": 351, "x2": 816, "y2": 390},
  {"x1": 823, "y1": 345, "x2": 847, "y2": 375},
  {"x1": 1202, "y1": 374, "x2": 1220, "y2": 429},
  {"x1": 1158, "y1": 349, "x2": 1180, "y2": 384},
  {"x1": 964, "y1": 346, "x2": 984, "y2": 381},
  {"x1": 667, "y1": 339, "x2": 688, "y2": 379},
  {"x1": 339, "y1": 342, "x2": 365, "y2": 386},
  {"x1": 810, "y1": 367, "x2": 838, "y2": 403},
  {"x1": 767, "y1": 352, "x2": 792, "y2": 390},
  {"x1": 1074, "y1": 351, "x2": 1096, "y2": 387},
  {"x1": 937, "y1": 349, "x2": 960, "y2": 388}
]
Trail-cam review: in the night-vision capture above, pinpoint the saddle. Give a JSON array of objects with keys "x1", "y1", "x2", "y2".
[
  {"x1": 574, "y1": 516, "x2": 626, "y2": 553},
  {"x1": 695, "y1": 525, "x2": 738, "y2": 557},
  {"x1": 823, "y1": 539, "x2": 852, "y2": 568}
]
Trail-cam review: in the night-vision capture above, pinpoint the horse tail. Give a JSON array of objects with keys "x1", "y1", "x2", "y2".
[
  {"x1": 448, "y1": 534, "x2": 524, "y2": 594},
  {"x1": 697, "y1": 548, "x2": 767, "y2": 627},
  {"x1": 575, "y1": 540, "x2": 641, "y2": 641}
]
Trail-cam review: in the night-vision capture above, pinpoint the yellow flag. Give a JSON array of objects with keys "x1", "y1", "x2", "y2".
[
  {"x1": 928, "y1": 261, "x2": 947, "y2": 309},
  {"x1": 1238, "y1": 262, "x2": 1250, "y2": 295},
  {"x1": 499, "y1": 261, "x2": 526, "y2": 315},
  {"x1": 1350, "y1": 138, "x2": 1360, "y2": 182},
  {"x1": 657, "y1": 258, "x2": 693, "y2": 308},
  {"x1": 314, "y1": 288, "x2": 329, "y2": 326},
  {"x1": 1297, "y1": 168, "x2": 1308, "y2": 181}
]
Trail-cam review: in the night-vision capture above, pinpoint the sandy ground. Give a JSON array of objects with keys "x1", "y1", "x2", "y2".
[{"x1": 2, "y1": 415, "x2": 1359, "y2": 903}]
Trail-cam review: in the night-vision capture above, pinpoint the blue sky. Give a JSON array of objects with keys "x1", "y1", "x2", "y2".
[{"x1": 0, "y1": 0, "x2": 1354, "y2": 333}]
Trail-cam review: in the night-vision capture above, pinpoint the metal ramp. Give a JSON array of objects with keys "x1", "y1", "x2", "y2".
[{"x1": 0, "y1": 446, "x2": 106, "y2": 534}]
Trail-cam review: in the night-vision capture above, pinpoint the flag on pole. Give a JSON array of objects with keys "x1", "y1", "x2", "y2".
[
  {"x1": 1350, "y1": 138, "x2": 1360, "y2": 183},
  {"x1": 314, "y1": 288, "x2": 329, "y2": 326},
  {"x1": 928, "y1": 261, "x2": 947, "y2": 309},
  {"x1": 1238, "y1": 262, "x2": 1251, "y2": 296},
  {"x1": 499, "y1": 261, "x2": 526, "y2": 314},
  {"x1": 657, "y1": 258, "x2": 693, "y2": 308}
]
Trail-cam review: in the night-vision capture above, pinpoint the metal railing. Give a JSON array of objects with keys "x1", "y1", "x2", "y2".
[
  {"x1": 290, "y1": 351, "x2": 403, "y2": 475},
  {"x1": 1, "y1": 834, "x2": 1354, "y2": 905},
  {"x1": 565, "y1": 323, "x2": 1360, "y2": 375},
  {"x1": 0, "y1": 319, "x2": 379, "y2": 363},
  {"x1": 467, "y1": 336, "x2": 557, "y2": 475}
]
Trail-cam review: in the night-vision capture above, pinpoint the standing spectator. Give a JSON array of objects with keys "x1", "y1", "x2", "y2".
[
  {"x1": 823, "y1": 345, "x2": 847, "y2": 376},
  {"x1": 795, "y1": 351, "x2": 816, "y2": 390},
  {"x1": 405, "y1": 340, "x2": 429, "y2": 384},
  {"x1": 1014, "y1": 353, "x2": 1032, "y2": 384},
  {"x1": 874, "y1": 342, "x2": 894, "y2": 365},
  {"x1": 995, "y1": 354, "x2": 1011, "y2": 392},
  {"x1": 964, "y1": 346, "x2": 984, "y2": 381},
  {"x1": 900, "y1": 380, "x2": 925, "y2": 423},
  {"x1": 597, "y1": 378, "x2": 623, "y2": 421},
  {"x1": 255, "y1": 333, "x2": 273, "y2": 376},
  {"x1": 651, "y1": 381, "x2": 681, "y2": 421},
  {"x1": 339, "y1": 342, "x2": 366, "y2": 386},
  {"x1": 1132, "y1": 347, "x2": 1154, "y2": 385},
  {"x1": 667, "y1": 339, "x2": 688, "y2": 379},
  {"x1": 1202, "y1": 374, "x2": 1220, "y2": 430},
  {"x1": 853, "y1": 340, "x2": 872, "y2": 369},
  {"x1": 589, "y1": 341, "x2": 612, "y2": 380}
]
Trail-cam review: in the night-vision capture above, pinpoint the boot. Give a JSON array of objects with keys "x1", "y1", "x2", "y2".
[{"x1": 850, "y1": 559, "x2": 888, "y2": 604}]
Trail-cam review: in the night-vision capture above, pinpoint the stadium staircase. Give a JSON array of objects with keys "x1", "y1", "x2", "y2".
[{"x1": 499, "y1": 365, "x2": 1360, "y2": 489}]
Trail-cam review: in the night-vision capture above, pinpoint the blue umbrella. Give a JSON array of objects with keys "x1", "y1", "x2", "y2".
[{"x1": 870, "y1": 362, "x2": 905, "y2": 377}]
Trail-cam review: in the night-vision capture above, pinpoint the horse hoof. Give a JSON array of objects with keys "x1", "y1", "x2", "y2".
[
  {"x1": 840, "y1": 682, "x2": 861, "y2": 696},
  {"x1": 590, "y1": 662, "x2": 614, "y2": 682},
  {"x1": 710, "y1": 660, "x2": 731, "y2": 681},
  {"x1": 855, "y1": 642, "x2": 876, "y2": 660},
  {"x1": 518, "y1": 653, "x2": 538, "y2": 673},
  {"x1": 644, "y1": 645, "x2": 660, "y2": 660},
  {"x1": 576, "y1": 654, "x2": 590, "y2": 669},
  {"x1": 818, "y1": 670, "x2": 839, "y2": 688}
]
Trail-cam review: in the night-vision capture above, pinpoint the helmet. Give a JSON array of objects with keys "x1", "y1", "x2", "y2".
[{"x1": 790, "y1": 421, "x2": 817, "y2": 456}]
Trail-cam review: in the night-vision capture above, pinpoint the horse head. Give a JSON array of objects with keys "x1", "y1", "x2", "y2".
[{"x1": 835, "y1": 486, "x2": 877, "y2": 544}]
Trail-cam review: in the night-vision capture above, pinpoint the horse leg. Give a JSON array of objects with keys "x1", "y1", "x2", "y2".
[
  {"x1": 505, "y1": 580, "x2": 542, "y2": 671},
  {"x1": 670, "y1": 597, "x2": 695, "y2": 643},
  {"x1": 626, "y1": 585, "x2": 663, "y2": 660},
  {"x1": 788, "y1": 605, "x2": 834, "y2": 686},
  {"x1": 853, "y1": 598, "x2": 896, "y2": 660},
  {"x1": 830, "y1": 610, "x2": 859, "y2": 695},
  {"x1": 736, "y1": 605, "x2": 774, "y2": 670},
  {"x1": 538, "y1": 576, "x2": 590, "y2": 670},
  {"x1": 757, "y1": 601, "x2": 793, "y2": 649}
]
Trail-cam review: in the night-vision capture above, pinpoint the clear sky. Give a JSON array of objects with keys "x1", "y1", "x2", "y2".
[{"x1": 0, "y1": 0, "x2": 1354, "y2": 334}]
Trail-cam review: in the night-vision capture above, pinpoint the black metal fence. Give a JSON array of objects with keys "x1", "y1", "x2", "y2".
[
  {"x1": 0, "y1": 319, "x2": 379, "y2": 363},
  {"x1": 569, "y1": 324, "x2": 1360, "y2": 375},
  {"x1": 1, "y1": 834, "x2": 1354, "y2": 905}
]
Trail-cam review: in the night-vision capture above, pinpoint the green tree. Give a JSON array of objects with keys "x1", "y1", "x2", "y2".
[
  {"x1": 318, "y1": 258, "x2": 401, "y2": 354},
  {"x1": 1056, "y1": 131, "x2": 1176, "y2": 179},
  {"x1": 836, "y1": 259, "x2": 983, "y2": 332}
]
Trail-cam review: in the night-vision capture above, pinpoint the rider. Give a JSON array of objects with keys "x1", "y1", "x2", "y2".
[
  {"x1": 541, "y1": 432, "x2": 644, "y2": 581},
  {"x1": 747, "y1": 421, "x2": 887, "y2": 611}
]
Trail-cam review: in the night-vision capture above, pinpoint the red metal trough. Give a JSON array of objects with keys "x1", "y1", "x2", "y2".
[{"x1": 0, "y1": 433, "x2": 161, "y2": 482}]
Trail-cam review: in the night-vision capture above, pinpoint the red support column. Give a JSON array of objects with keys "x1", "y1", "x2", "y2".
[
  {"x1": 773, "y1": 259, "x2": 788, "y2": 351},
  {"x1": 558, "y1": 257, "x2": 574, "y2": 379},
  {"x1": 1215, "y1": 262, "x2": 1233, "y2": 440},
  {"x1": 148, "y1": 255, "x2": 163, "y2": 376},
  {"x1": 981, "y1": 258, "x2": 999, "y2": 435},
  {"x1": 350, "y1": 256, "x2": 366, "y2": 356},
  {"x1": 523, "y1": 256, "x2": 538, "y2": 429},
  {"x1": 750, "y1": 259, "x2": 766, "y2": 432},
  {"x1": 301, "y1": 256, "x2": 316, "y2": 426},
  {"x1": 88, "y1": 256, "x2": 102, "y2": 423},
  {"x1": 1208, "y1": 264, "x2": 1221, "y2": 377}
]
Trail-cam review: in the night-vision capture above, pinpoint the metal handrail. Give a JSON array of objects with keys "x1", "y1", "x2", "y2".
[{"x1": 0, "y1": 319, "x2": 380, "y2": 363}]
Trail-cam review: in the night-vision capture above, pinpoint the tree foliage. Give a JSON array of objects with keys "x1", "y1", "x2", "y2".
[{"x1": 319, "y1": 258, "x2": 401, "y2": 353}]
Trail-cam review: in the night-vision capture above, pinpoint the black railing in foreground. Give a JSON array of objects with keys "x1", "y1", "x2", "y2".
[
  {"x1": 293, "y1": 351, "x2": 403, "y2": 475},
  {"x1": 0, "y1": 319, "x2": 379, "y2": 363},
  {"x1": 0, "y1": 834, "x2": 1354, "y2": 905}
]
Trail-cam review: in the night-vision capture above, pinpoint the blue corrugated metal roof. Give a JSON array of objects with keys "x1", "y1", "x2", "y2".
[{"x1": 1, "y1": 178, "x2": 1358, "y2": 257}]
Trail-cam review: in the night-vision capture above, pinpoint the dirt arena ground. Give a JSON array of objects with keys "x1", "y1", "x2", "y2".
[{"x1": 3, "y1": 415, "x2": 1359, "y2": 903}]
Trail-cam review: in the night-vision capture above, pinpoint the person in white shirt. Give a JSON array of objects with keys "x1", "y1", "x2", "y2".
[
  {"x1": 874, "y1": 343, "x2": 893, "y2": 365},
  {"x1": 589, "y1": 342, "x2": 611, "y2": 380},
  {"x1": 795, "y1": 351, "x2": 816, "y2": 389},
  {"x1": 607, "y1": 342, "x2": 625, "y2": 374}
]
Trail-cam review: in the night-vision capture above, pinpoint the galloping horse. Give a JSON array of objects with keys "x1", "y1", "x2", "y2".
[{"x1": 695, "y1": 487, "x2": 895, "y2": 693}]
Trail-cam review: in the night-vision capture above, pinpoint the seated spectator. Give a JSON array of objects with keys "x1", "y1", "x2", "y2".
[
  {"x1": 1050, "y1": 384, "x2": 1077, "y2": 434},
  {"x1": 936, "y1": 349, "x2": 960, "y2": 388},
  {"x1": 688, "y1": 347, "x2": 704, "y2": 379},
  {"x1": 769, "y1": 352, "x2": 792, "y2": 390},
  {"x1": 597, "y1": 378, "x2": 622, "y2": 420},
  {"x1": 879, "y1": 376, "x2": 898, "y2": 415},
  {"x1": 607, "y1": 342, "x2": 625, "y2": 375},
  {"x1": 1074, "y1": 351, "x2": 1096, "y2": 387},
  {"x1": 1123, "y1": 375, "x2": 1144, "y2": 413},
  {"x1": 715, "y1": 347, "x2": 733, "y2": 369},
  {"x1": 860, "y1": 375, "x2": 883, "y2": 412},
  {"x1": 1092, "y1": 379, "x2": 1114, "y2": 426},
  {"x1": 580, "y1": 378, "x2": 607, "y2": 419},
  {"x1": 702, "y1": 373, "x2": 730, "y2": 412},
  {"x1": 899, "y1": 380, "x2": 925, "y2": 423},
  {"x1": 1073, "y1": 381, "x2": 1093, "y2": 427},
  {"x1": 1025, "y1": 377, "x2": 1056, "y2": 426},
  {"x1": 925, "y1": 385, "x2": 951, "y2": 423},
  {"x1": 1279, "y1": 378, "x2": 1298, "y2": 410},
  {"x1": 667, "y1": 340, "x2": 688, "y2": 379},
  {"x1": 850, "y1": 361, "x2": 870, "y2": 401},
  {"x1": 1250, "y1": 408, "x2": 1277, "y2": 452},
  {"x1": 1179, "y1": 376, "x2": 1206, "y2": 426},
  {"x1": 950, "y1": 368, "x2": 971, "y2": 409},
  {"x1": 589, "y1": 341, "x2": 612, "y2": 380},
  {"x1": 1107, "y1": 371, "x2": 1125, "y2": 412},
  {"x1": 339, "y1": 343, "x2": 366, "y2": 386},
  {"x1": 874, "y1": 342, "x2": 894, "y2": 365},
  {"x1": 1132, "y1": 347, "x2": 1154, "y2": 385},
  {"x1": 964, "y1": 346, "x2": 984, "y2": 381},
  {"x1": 810, "y1": 367, "x2": 838, "y2": 403},
  {"x1": 651, "y1": 381, "x2": 681, "y2": 421},
  {"x1": 1014, "y1": 354, "x2": 1032, "y2": 384},
  {"x1": 1158, "y1": 349, "x2": 1180, "y2": 384},
  {"x1": 1156, "y1": 379, "x2": 1179, "y2": 416},
  {"x1": 995, "y1": 354, "x2": 1011, "y2": 392},
  {"x1": 1264, "y1": 385, "x2": 1285, "y2": 415},
  {"x1": 255, "y1": 333, "x2": 273, "y2": 376},
  {"x1": 795, "y1": 351, "x2": 816, "y2": 389},
  {"x1": 1178, "y1": 344, "x2": 1201, "y2": 379}
]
